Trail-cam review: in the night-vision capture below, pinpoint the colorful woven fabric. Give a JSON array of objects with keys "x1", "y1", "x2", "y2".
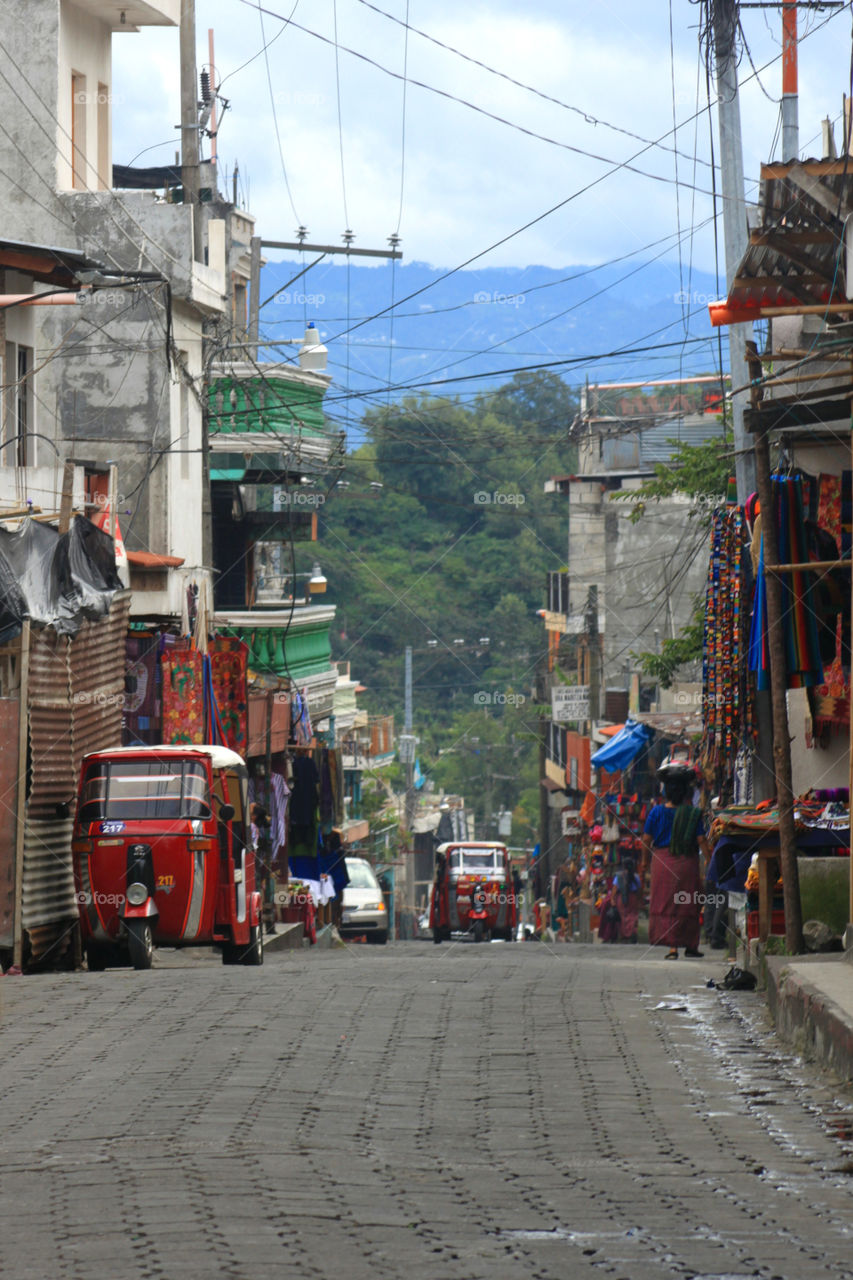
[
  {"x1": 704, "y1": 505, "x2": 755, "y2": 775},
  {"x1": 817, "y1": 474, "x2": 842, "y2": 548},
  {"x1": 810, "y1": 620, "x2": 850, "y2": 741},
  {"x1": 161, "y1": 648, "x2": 204, "y2": 744},
  {"x1": 209, "y1": 636, "x2": 249, "y2": 753},
  {"x1": 775, "y1": 475, "x2": 823, "y2": 688}
]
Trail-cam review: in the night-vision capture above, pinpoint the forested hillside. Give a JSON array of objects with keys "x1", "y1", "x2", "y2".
[{"x1": 315, "y1": 372, "x2": 578, "y2": 839}]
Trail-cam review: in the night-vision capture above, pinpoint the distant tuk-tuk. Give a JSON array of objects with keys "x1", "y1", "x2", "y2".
[
  {"x1": 72, "y1": 745, "x2": 263, "y2": 970},
  {"x1": 429, "y1": 841, "x2": 517, "y2": 944}
]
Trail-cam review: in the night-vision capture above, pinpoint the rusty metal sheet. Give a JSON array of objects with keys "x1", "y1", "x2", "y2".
[
  {"x1": 69, "y1": 592, "x2": 129, "y2": 771},
  {"x1": 20, "y1": 814, "x2": 75, "y2": 933},
  {"x1": 28, "y1": 627, "x2": 73, "y2": 813},
  {"x1": 0, "y1": 697, "x2": 20, "y2": 947},
  {"x1": 21, "y1": 594, "x2": 130, "y2": 958}
]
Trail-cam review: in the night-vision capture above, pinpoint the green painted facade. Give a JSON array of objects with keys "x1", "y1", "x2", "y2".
[
  {"x1": 209, "y1": 375, "x2": 327, "y2": 437},
  {"x1": 222, "y1": 618, "x2": 332, "y2": 681}
]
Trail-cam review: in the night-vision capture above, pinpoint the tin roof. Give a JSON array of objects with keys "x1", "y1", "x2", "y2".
[
  {"x1": 0, "y1": 238, "x2": 109, "y2": 288},
  {"x1": 710, "y1": 159, "x2": 852, "y2": 325}
]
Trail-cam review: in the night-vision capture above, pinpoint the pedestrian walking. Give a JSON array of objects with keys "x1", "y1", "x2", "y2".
[
  {"x1": 642, "y1": 769, "x2": 710, "y2": 959},
  {"x1": 613, "y1": 856, "x2": 641, "y2": 943}
]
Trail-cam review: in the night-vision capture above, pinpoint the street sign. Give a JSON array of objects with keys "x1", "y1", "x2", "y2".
[
  {"x1": 552, "y1": 685, "x2": 589, "y2": 721},
  {"x1": 398, "y1": 734, "x2": 416, "y2": 763}
]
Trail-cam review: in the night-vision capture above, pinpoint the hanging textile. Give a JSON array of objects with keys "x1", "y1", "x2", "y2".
[
  {"x1": 291, "y1": 689, "x2": 313, "y2": 746},
  {"x1": 818, "y1": 474, "x2": 842, "y2": 547},
  {"x1": 706, "y1": 504, "x2": 755, "y2": 773},
  {"x1": 774, "y1": 475, "x2": 823, "y2": 688},
  {"x1": 124, "y1": 634, "x2": 159, "y2": 744},
  {"x1": 809, "y1": 619, "x2": 851, "y2": 744},
  {"x1": 209, "y1": 635, "x2": 249, "y2": 753},
  {"x1": 161, "y1": 647, "x2": 204, "y2": 744},
  {"x1": 747, "y1": 527, "x2": 769, "y2": 691},
  {"x1": 270, "y1": 770, "x2": 290, "y2": 865},
  {"x1": 842, "y1": 470, "x2": 852, "y2": 560}
]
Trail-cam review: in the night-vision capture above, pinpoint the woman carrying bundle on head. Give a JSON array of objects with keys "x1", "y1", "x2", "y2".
[{"x1": 642, "y1": 766, "x2": 710, "y2": 960}]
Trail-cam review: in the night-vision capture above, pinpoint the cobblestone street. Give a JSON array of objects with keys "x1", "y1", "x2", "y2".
[{"x1": 2, "y1": 941, "x2": 853, "y2": 1280}]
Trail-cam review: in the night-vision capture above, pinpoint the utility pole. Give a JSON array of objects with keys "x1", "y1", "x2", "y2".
[
  {"x1": 753, "y1": 426, "x2": 803, "y2": 954},
  {"x1": 587, "y1": 585, "x2": 600, "y2": 725},
  {"x1": 402, "y1": 645, "x2": 415, "y2": 916},
  {"x1": 715, "y1": 0, "x2": 777, "y2": 802},
  {"x1": 781, "y1": 2, "x2": 799, "y2": 162},
  {"x1": 248, "y1": 235, "x2": 261, "y2": 359},
  {"x1": 712, "y1": 0, "x2": 756, "y2": 501},
  {"x1": 180, "y1": 0, "x2": 203, "y2": 263}
]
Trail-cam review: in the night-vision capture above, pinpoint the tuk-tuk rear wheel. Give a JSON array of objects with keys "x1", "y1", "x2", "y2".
[{"x1": 127, "y1": 920, "x2": 154, "y2": 970}]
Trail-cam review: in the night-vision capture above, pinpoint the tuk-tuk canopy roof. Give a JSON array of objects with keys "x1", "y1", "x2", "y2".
[
  {"x1": 436, "y1": 841, "x2": 508, "y2": 853},
  {"x1": 82, "y1": 744, "x2": 247, "y2": 771}
]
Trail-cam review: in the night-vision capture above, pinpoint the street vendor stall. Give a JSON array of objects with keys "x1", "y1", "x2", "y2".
[{"x1": 707, "y1": 794, "x2": 850, "y2": 943}]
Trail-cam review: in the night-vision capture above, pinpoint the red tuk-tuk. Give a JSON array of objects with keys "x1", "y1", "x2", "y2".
[
  {"x1": 71, "y1": 745, "x2": 263, "y2": 970},
  {"x1": 429, "y1": 841, "x2": 517, "y2": 943}
]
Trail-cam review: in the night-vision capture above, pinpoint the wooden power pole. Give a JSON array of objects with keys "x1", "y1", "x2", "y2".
[{"x1": 180, "y1": 0, "x2": 203, "y2": 263}]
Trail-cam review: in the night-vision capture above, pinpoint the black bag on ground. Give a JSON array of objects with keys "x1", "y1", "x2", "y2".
[{"x1": 718, "y1": 966, "x2": 757, "y2": 991}]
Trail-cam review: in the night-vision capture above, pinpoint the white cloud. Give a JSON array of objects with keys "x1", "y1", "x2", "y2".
[{"x1": 110, "y1": 0, "x2": 852, "y2": 275}]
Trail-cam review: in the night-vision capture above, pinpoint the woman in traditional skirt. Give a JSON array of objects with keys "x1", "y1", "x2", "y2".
[
  {"x1": 614, "y1": 857, "x2": 642, "y2": 943},
  {"x1": 642, "y1": 771, "x2": 710, "y2": 959}
]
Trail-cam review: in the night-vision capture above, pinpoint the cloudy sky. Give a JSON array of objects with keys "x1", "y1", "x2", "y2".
[{"x1": 112, "y1": 0, "x2": 851, "y2": 279}]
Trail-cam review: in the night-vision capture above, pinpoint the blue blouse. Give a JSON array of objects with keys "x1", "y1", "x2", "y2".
[{"x1": 644, "y1": 804, "x2": 705, "y2": 848}]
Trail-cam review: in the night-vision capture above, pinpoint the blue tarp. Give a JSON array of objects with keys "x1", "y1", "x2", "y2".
[{"x1": 590, "y1": 718, "x2": 654, "y2": 771}]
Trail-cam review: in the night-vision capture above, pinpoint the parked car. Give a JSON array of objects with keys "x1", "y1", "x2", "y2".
[{"x1": 341, "y1": 857, "x2": 388, "y2": 945}]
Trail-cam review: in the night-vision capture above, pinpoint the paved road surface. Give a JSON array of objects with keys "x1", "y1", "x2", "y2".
[{"x1": 2, "y1": 940, "x2": 853, "y2": 1280}]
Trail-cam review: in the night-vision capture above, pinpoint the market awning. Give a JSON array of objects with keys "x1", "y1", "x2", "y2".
[{"x1": 590, "y1": 718, "x2": 654, "y2": 771}]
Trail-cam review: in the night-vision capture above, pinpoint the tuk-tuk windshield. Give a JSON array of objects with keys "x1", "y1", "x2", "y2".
[
  {"x1": 449, "y1": 848, "x2": 505, "y2": 875},
  {"x1": 79, "y1": 759, "x2": 212, "y2": 823}
]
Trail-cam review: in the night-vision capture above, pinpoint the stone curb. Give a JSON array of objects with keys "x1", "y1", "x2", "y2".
[
  {"x1": 263, "y1": 921, "x2": 304, "y2": 953},
  {"x1": 766, "y1": 956, "x2": 853, "y2": 1083}
]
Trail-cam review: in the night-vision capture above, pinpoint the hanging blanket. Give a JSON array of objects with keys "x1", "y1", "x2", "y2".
[
  {"x1": 124, "y1": 634, "x2": 159, "y2": 744},
  {"x1": 209, "y1": 636, "x2": 249, "y2": 753},
  {"x1": 161, "y1": 647, "x2": 204, "y2": 744}
]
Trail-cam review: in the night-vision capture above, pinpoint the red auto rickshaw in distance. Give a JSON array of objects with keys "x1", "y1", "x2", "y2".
[
  {"x1": 72, "y1": 745, "x2": 263, "y2": 970},
  {"x1": 429, "y1": 841, "x2": 517, "y2": 943}
]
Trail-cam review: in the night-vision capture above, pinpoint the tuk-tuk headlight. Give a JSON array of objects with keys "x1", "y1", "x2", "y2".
[{"x1": 126, "y1": 881, "x2": 149, "y2": 906}]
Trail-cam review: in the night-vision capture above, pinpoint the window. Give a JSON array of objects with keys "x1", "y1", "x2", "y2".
[
  {"x1": 233, "y1": 280, "x2": 247, "y2": 338},
  {"x1": 71, "y1": 73, "x2": 88, "y2": 189},
  {"x1": 344, "y1": 858, "x2": 380, "y2": 890},
  {"x1": 547, "y1": 723, "x2": 567, "y2": 770},
  {"x1": 460, "y1": 850, "x2": 501, "y2": 873},
  {"x1": 78, "y1": 759, "x2": 212, "y2": 823},
  {"x1": 5, "y1": 346, "x2": 34, "y2": 467},
  {"x1": 547, "y1": 571, "x2": 569, "y2": 614}
]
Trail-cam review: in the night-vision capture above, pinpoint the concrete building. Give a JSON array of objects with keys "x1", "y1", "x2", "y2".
[
  {"x1": 0, "y1": 0, "x2": 342, "y2": 725},
  {"x1": 536, "y1": 399, "x2": 724, "y2": 880}
]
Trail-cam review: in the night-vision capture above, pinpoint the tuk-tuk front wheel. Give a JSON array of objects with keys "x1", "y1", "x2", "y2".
[
  {"x1": 242, "y1": 923, "x2": 264, "y2": 966},
  {"x1": 473, "y1": 920, "x2": 485, "y2": 944},
  {"x1": 432, "y1": 927, "x2": 442, "y2": 945},
  {"x1": 126, "y1": 920, "x2": 154, "y2": 970}
]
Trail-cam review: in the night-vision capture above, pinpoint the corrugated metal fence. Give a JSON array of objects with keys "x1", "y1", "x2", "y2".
[{"x1": 22, "y1": 591, "x2": 129, "y2": 964}]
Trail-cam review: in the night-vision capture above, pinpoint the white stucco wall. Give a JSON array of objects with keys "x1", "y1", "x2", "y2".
[
  {"x1": 58, "y1": 2, "x2": 113, "y2": 191},
  {"x1": 787, "y1": 686, "x2": 850, "y2": 794}
]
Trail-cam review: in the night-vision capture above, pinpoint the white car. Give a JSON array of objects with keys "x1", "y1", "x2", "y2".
[{"x1": 341, "y1": 857, "x2": 388, "y2": 945}]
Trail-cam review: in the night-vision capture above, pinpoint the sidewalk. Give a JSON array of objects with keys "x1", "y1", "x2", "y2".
[{"x1": 765, "y1": 953, "x2": 853, "y2": 1083}]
